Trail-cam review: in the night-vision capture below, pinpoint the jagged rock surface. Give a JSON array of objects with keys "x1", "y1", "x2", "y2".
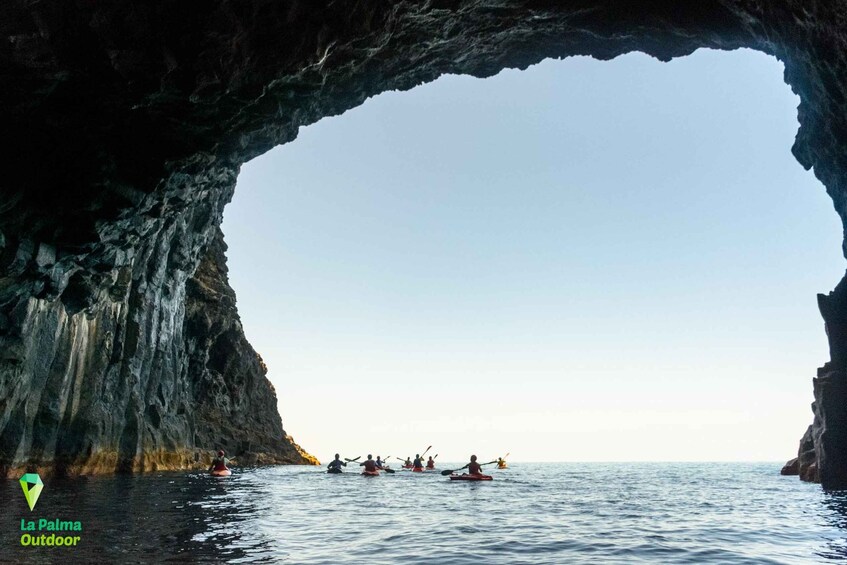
[{"x1": 1, "y1": 1, "x2": 846, "y2": 484}]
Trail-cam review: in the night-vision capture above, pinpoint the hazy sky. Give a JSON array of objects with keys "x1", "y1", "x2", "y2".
[{"x1": 222, "y1": 48, "x2": 844, "y2": 464}]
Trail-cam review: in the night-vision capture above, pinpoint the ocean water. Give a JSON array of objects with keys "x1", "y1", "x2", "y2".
[{"x1": 2, "y1": 462, "x2": 846, "y2": 563}]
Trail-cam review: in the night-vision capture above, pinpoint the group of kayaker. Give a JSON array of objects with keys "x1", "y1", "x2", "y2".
[
  {"x1": 326, "y1": 452, "x2": 507, "y2": 478},
  {"x1": 327, "y1": 453, "x2": 388, "y2": 474},
  {"x1": 207, "y1": 448, "x2": 509, "y2": 478},
  {"x1": 401, "y1": 454, "x2": 436, "y2": 471}
]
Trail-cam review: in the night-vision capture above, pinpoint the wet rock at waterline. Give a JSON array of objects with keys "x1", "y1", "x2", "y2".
[{"x1": 1, "y1": 1, "x2": 847, "y2": 485}]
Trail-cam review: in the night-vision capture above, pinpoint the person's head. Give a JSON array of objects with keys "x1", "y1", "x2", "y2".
[
  {"x1": 377, "y1": 455, "x2": 381, "y2": 459},
  {"x1": 428, "y1": 456, "x2": 433, "y2": 460},
  {"x1": 217, "y1": 450, "x2": 225, "y2": 457},
  {"x1": 335, "y1": 453, "x2": 340, "y2": 460},
  {"x1": 367, "y1": 454, "x2": 373, "y2": 460},
  {"x1": 470, "y1": 455, "x2": 477, "y2": 462},
  {"x1": 416, "y1": 454, "x2": 420, "y2": 458}
]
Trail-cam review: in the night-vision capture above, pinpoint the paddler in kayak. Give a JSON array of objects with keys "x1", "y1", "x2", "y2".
[
  {"x1": 327, "y1": 454, "x2": 347, "y2": 473},
  {"x1": 375, "y1": 455, "x2": 384, "y2": 469},
  {"x1": 497, "y1": 457, "x2": 507, "y2": 469},
  {"x1": 360, "y1": 454, "x2": 379, "y2": 474},
  {"x1": 426, "y1": 456, "x2": 436, "y2": 470},
  {"x1": 468, "y1": 455, "x2": 483, "y2": 476},
  {"x1": 208, "y1": 450, "x2": 231, "y2": 474},
  {"x1": 412, "y1": 454, "x2": 424, "y2": 471},
  {"x1": 403, "y1": 457, "x2": 413, "y2": 469}
]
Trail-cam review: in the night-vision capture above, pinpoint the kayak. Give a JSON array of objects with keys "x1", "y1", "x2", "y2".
[
  {"x1": 211, "y1": 469, "x2": 232, "y2": 477},
  {"x1": 497, "y1": 465, "x2": 508, "y2": 469},
  {"x1": 449, "y1": 473, "x2": 492, "y2": 481},
  {"x1": 327, "y1": 468, "x2": 343, "y2": 474},
  {"x1": 362, "y1": 470, "x2": 380, "y2": 477},
  {"x1": 412, "y1": 467, "x2": 424, "y2": 472}
]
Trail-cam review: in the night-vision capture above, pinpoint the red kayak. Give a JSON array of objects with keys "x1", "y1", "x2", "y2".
[
  {"x1": 362, "y1": 470, "x2": 380, "y2": 477},
  {"x1": 412, "y1": 467, "x2": 424, "y2": 472},
  {"x1": 449, "y1": 473, "x2": 492, "y2": 481},
  {"x1": 211, "y1": 469, "x2": 232, "y2": 477}
]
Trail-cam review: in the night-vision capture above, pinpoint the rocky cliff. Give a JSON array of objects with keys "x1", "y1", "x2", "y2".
[{"x1": 1, "y1": 1, "x2": 846, "y2": 485}]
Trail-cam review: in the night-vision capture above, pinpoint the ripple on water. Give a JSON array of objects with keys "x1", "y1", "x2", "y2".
[{"x1": 0, "y1": 463, "x2": 843, "y2": 564}]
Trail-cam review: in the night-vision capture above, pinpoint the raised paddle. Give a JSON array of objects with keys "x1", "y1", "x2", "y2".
[
  {"x1": 344, "y1": 456, "x2": 361, "y2": 463},
  {"x1": 421, "y1": 445, "x2": 432, "y2": 458},
  {"x1": 440, "y1": 459, "x2": 498, "y2": 476}
]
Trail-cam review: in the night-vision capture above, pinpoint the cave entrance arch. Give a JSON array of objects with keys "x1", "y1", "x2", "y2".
[
  {"x1": 5, "y1": 2, "x2": 847, "y2": 489},
  {"x1": 223, "y1": 48, "x2": 841, "y2": 470}
]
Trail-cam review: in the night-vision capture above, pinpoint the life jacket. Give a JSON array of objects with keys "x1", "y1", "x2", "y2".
[
  {"x1": 426, "y1": 459, "x2": 435, "y2": 469},
  {"x1": 363, "y1": 460, "x2": 378, "y2": 472},
  {"x1": 413, "y1": 458, "x2": 423, "y2": 469}
]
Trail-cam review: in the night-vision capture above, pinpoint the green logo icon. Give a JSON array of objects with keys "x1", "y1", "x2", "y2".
[{"x1": 19, "y1": 473, "x2": 43, "y2": 511}]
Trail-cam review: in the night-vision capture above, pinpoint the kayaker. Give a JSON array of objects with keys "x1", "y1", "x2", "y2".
[
  {"x1": 497, "y1": 457, "x2": 507, "y2": 469},
  {"x1": 413, "y1": 454, "x2": 424, "y2": 470},
  {"x1": 327, "y1": 454, "x2": 347, "y2": 473},
  {"x1": 468, "y1": 455, "x2": 483, "y2": 476},
  {"x1": 208, "y1": 450, "x2": 230, "y2": 473},
  {"x1": 360, "y1": 454, "x2": 379, "y2": 473},
  {"x1": 426, "y1": 456, "x2": 435, "y2": 470},
  {"x1": 376, "y1": 455, "x2": 384, "y2": 469},
  {"x1": 404, "y1": 457, "x2": 413, "y2": 468}
]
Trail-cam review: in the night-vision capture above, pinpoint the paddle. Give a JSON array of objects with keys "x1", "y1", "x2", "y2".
[
  {"x1": 344, "y1": 456, "x2": 361, "y2": 463},
  {"x1": 421, "y1": 445, "x2": 432, "y2": 458},
  {"x1": 440, "y1": 459, "x2": 498, "y2": 476}
]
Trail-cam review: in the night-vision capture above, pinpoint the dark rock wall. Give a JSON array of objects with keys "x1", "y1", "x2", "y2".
[{"x1": 0, "y1": 1, "x2": 845, "y2": 484}]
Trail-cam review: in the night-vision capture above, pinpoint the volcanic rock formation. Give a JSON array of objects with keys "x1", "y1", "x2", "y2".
[{"x1": 1, "y1": 1, "x2": 846, "y2": 485}]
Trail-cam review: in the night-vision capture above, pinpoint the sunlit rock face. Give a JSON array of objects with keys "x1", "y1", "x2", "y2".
[{"x1": 1, "y1": 2, "x2": 846, "y2": 483}]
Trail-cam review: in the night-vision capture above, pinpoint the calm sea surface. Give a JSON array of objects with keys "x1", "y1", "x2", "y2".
[{"x1": 2, "y1": 462, "x2": 846, "y2": 563}]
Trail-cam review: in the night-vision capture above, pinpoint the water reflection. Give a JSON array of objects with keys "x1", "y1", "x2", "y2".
[
  {"x1": 819, "y1": 491, "x2": 847, "y2": 560},
  {"x1": 1, "y1": 471, "x2": 268, "y2": 563}
]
